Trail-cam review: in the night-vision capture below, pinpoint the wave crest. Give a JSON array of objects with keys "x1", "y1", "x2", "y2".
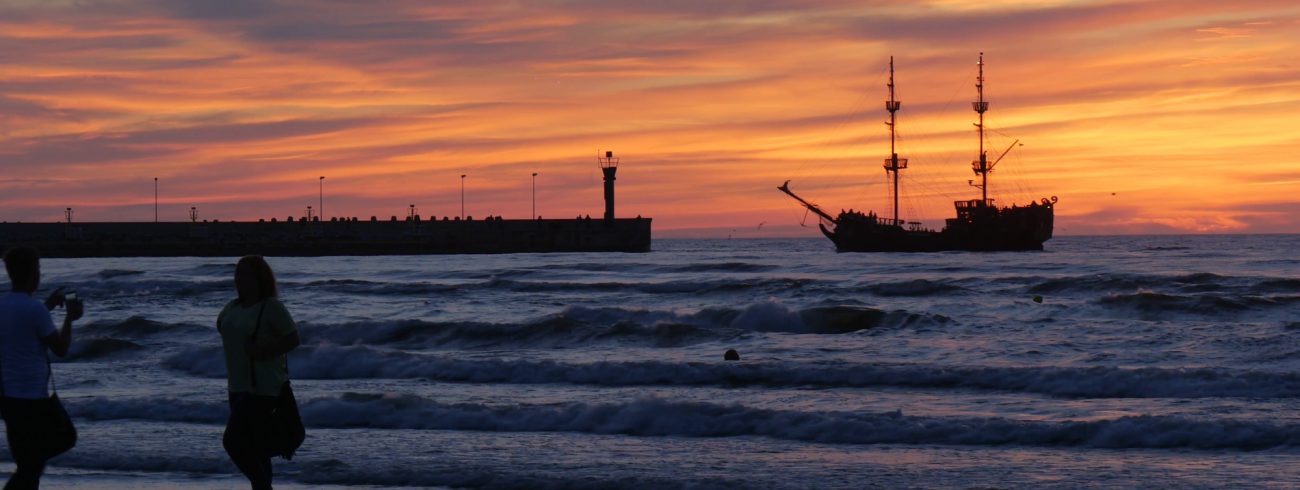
[
  {"x1": 165, "y1": 346, "x2": 1300, "y2": 399},
  {"x1": 57, "y1": 337, "x2": 145, "y2": 362},
  {"x1": 64, "y1": 395, "x2": 1300, "y2": 451}
]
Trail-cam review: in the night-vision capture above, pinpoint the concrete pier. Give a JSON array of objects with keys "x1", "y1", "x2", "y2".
[{"x1": 0, "y1": 216, "x2": 652, "y2": 257}]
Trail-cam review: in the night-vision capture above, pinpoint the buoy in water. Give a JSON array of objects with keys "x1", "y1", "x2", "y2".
[
  {"x1": 1032, "y1": 295, "x2": 1043, "y2": 303},
  {"x1": 724, "y1": 349, "x2": 740, "y2": 361}
]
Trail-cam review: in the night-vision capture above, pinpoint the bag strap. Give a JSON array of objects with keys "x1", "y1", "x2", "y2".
[{"x1": 248, "y1": 301, "x2": 267, "y2": 389}]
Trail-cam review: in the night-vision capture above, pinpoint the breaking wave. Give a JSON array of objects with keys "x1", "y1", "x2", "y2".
[
  {"x1": 299, "y1": 316, "x2": 737, "y2": 349},
  {"x1": 56, "y1": 336, "x2": 145, "y2": 362},
  {"x1": 1256, "y1": 279, "x2": 1300, "y2": 293},
  {"x1": 64, "y1": 395, "x2": 1300, "y2": 451},
  {"x1": 57, "y1": 278, "x2": 232, "y2": 298},
  {"x1": 81, "y1": 315, "x2": 204, "y2": 337},
  {"x1": 291, "y1": 302, "x2": 941, "y2": 348},
  {"x1": 560, "y1": 303, "x2": 946, "y2": 335},
  {"x1": 164, "y1": 345, "x2": 1300, "y2": 399}
]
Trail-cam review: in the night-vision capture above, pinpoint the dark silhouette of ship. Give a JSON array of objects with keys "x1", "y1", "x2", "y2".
[{"x1": 779, "y1": 54, "x2": 1056, "y2": 252}]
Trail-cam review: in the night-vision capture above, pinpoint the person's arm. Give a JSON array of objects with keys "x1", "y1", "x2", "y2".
[
  {"x1": 41, "y1": 298, "x2": 82, "y2": 357},
  {"x1": 246, "y1": 331, "x2": 300, "y2": 361}
]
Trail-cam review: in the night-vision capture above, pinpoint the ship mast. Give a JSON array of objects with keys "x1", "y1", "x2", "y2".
[
  {"x1": 883, "y1": 56, "x2": 907, "y2": 225},
  {"x1": 972, "y1": 53, "x2": 990, "y2": 205}
]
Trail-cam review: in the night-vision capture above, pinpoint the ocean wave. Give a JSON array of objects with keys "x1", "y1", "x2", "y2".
[
  {"x1": 55, "y1": 278, "x2": 232, "y2": 298},
  {"x1": 299, "y1": 316, "x2": 738, "y2": 349},
  {"x1": 56, "y1": 336, "x2": 145, "y2": 362},
  {"x1": 299, "y1": 278, "x2": 460, "y2": 295},
  {"x1": 275, "y1": 276, "x2": 813, "y2": 297},
  {"x1": 290, "y1": 302, "x2": 936, "y2": 349},
  {"x1": 656, "y1": 262, "x2": 781, "y2": 273},
  {"x1": 1255, "y1": 279, "x2": 1300, "y2": 293},
  {"x1": 96, "y1": 269, "x2": 145, "y2": 279},
  {"x1": 1094, "y1": 291, "x2": 1298, "y2": 317},
  {"x1": 531, "y1": 261, "x2": 778, "y2": 274},
  {"x1": 195, "y1": 263, "x2": 236, "y2": 271},
  {"x1": 1025, "y1": 272, "x2": 1300, "y2": 299},
  {"x1": 164, "y1": 345, "x2": 1300, "y2": 399},
  {"x1": 560, "y1": 303, "x2": 945, "y2": 335},
  {"x1": 63, "y1": 395, "x2": 1300, "y2": 451},
  {"x1": 81, "y1": 315, "x2": 204, "y2": 337},
  {"x1": 10, "y1": 450, "x2": 236, "y2": 476},
  {"x1": 293, "y1": 465, "x2": 744, "y2": 490},
  {"x1": 483, "y1": 276, "x2": 810, "y2": 295},
  {"x1": 1027, "y1": 274, "x2": 1163, "y2": 294},
  {"x1": 856, "y1": 279, "x2": 965, "y2": 297},
  {"x1": 6, "y1": 448, "x2": 744, "y2": 490}
]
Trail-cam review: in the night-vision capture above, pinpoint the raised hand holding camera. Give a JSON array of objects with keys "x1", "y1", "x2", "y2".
[{"x1": 43, "y1": 286, "x2": 66, "y2": 311}]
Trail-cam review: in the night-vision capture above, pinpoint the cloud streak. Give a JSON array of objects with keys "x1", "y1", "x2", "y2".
[{"x1": 0, "y1": 0, "x2": 1297, "y2": 233}]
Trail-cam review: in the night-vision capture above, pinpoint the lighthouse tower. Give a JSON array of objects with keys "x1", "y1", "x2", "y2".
[{"x1": 599, "y1": 151, "x2": 618, "y2": 222}]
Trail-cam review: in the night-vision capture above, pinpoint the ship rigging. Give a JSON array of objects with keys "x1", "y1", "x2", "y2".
[{"x1": 778, "y1": 53, "x2": 1057, "y2": 252}]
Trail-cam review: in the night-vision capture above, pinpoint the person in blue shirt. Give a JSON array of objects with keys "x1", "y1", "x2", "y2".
[{"x1": 0, "y1": 246, "x2": 83, "y2": 490}]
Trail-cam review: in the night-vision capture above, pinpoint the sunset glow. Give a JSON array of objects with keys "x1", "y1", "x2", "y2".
[{"x1": 2, "y1": 0, "x2": 1298, "y2": 235}]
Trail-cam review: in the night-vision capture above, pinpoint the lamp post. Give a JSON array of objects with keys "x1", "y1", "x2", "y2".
[
  {"x1": 319, "y1": 176, "x2": 324, "y2": 220},
  {"x1": 154, "y1": 178, "x2": 158, "y2": 222},
  {"x1": 460, "y1": 174, "x2": 466, "y2": 219},
  {"x1": 532, "y1": 173, "x2": 538, "y2": 219}
]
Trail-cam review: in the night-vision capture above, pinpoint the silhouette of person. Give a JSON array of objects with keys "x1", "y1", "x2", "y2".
[
  {"x1": 0, "y1": 246, "x2": 83, "y2": 490},
  {"x1": 217, "y1": 256, "x2": 301, "y2": 490}
]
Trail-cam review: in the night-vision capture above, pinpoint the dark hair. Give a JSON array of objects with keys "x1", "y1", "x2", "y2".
[
  {"x1": 235, "y1": 255, "x2": 278, "y2": 302},
  {"x1": 3, "y1": 246, "x2": 39, "y2": 287}
]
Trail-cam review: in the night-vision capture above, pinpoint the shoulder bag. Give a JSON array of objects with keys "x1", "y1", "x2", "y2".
[
  {"x1": 0, "y1": 342, "x2": 77, "y2": 460},
  {"x1": 249, "y1": 301, "x2": 306, "y2": 460}
]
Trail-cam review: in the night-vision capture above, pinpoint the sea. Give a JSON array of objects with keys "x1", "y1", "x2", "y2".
[{"x1": 6, "y1": 235, "x2": 1300, "y2": 489}]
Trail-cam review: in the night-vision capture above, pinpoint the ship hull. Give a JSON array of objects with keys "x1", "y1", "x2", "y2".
[{"x1": 821, "y1": 202, "x2": 1054, "y2": 253}]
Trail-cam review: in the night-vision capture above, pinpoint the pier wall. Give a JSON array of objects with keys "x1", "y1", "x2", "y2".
[{"x1": 0, "y1": 217, "x2": 652, "y2": 257}]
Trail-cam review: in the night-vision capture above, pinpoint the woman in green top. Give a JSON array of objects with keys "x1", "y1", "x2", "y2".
[{"x1": 218, "y1": 256, "x2": 300, "y2": 490}]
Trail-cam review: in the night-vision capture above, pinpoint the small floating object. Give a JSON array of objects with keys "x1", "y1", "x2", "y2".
[
  {"x1": 724, "y1": 349, "x2": 740, "y2": 361},
  {"x1": 1032, "y1": 295, "x2": 1043, "y2": 303}
]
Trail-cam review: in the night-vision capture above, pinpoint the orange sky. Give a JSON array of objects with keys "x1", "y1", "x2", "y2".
[{"x1": 1, "y1": 0, "x2": 1298, "y2": 236}]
